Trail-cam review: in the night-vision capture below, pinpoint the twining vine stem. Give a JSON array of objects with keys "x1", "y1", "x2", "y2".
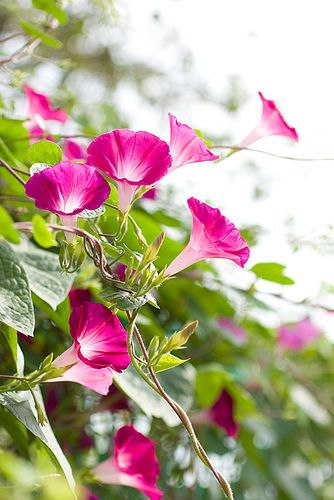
[{"x1": 126, "y1": 311, "x2": 234, "y2": 499}]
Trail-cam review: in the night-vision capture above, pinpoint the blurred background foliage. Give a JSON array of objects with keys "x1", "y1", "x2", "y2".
[{"x1": 0, "y1": 1, "x2": 334, "y2": 500}]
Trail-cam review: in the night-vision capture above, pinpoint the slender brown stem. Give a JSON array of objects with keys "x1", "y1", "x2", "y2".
[{"x1": 0, "y1": 157, "x2": 26, "y2": 185}]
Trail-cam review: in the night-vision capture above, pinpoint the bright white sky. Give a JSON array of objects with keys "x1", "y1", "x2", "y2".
[{"x1": 113, "y1": 0, "x2": 334, "y2": 334}]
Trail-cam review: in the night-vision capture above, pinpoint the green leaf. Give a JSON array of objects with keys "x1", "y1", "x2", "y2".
[
  {"x1": 0, "y1": 388, "x2": 75, "y2": 494},
  {"x1": 13, "y1": 237, "x2": 74, "y2": 310},
  {"x1": 1, "y1": 324, "x2": 24, "y2": 375},
  {"x1": 32, "y1": 215, "x2": 56, "y2": 248},
  {"x1": 27, "y1": 140, "x2": 62, "y2": 166},
  {"x1": 32, "y1": 0, "x2": 68, "y2": 25},
  {"x1": 32, "y1": 294, "x2": 70, "y2": 334},
  {"x1": 19, "y1": 20, "x2": 63, "y2": 49},
  {"x1": 251, "y1": 262, "x2": 295, "y2": 285},
  {"x1": 0, "y1": 207, "x2": 20, "y2": 244},
  {"x1": 0, "y1": 239, "x2": 35, "y2": 336},
  {"x1": 154, "y1": 353, "x2": 189, "y2": 373},
  {"x1": 114, "y1": 364, "x2": 195, "y2": 426},
  {"x1": 166, "y1": 320, "x2": 198, "y2": 351},
  {"x1": 0, "y1": 407, "x2": 28, "y2": 456}
]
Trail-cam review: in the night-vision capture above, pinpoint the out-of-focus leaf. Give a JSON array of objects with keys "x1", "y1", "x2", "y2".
[
  {"x1": 13, "y1": 237, "x2": 73, "y2": 310},
  {"x1": 32, "y1": 294, "x2": 70, "y2": 334},
  {"x1": 0, "y1": 407, "x2": 28, "y2": 456},
  {"x1": 251, "y1": 262, "x2": 294, "y2": 285},
  {"x1": 154, "y1": 353, "x2": 189, "y2": 372},
  {"x1": 1, "y1": 324, "x2": 24, "y2": 375},
  {"x1": 290, "y1": 384, "x2": 331, "y2": 426},
  {"x1": 32, "y1": 0, "x2": 68, "y2": 25},
  {"x1": 27, "y1": 140, "x2": 62, "y2": 166},
  {"x1": 19, "y1": 20, "x2": 63, "y2": 49},
  {"x1": 0, "y1": 388, "x2": 75, "y2": 494},
  {"x1": 32, "y1": 215, "x2": 56, "y2": 248},
  {"x1": 0, "y1": 239, "x2": 34, "y2": 336},
  {"x1": 0, "y1": 207, "x2": 20, "y2": 243}
]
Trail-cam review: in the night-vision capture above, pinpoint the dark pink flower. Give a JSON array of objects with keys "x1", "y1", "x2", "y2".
[
  {"x1": 69, "y1": 288, "x2": 91, "y2": 310},
  {"x1": 24, "y1": 84, "x2": 67, "y2": 140},
  {"x1": 236, "y1": 92, "x2": 298, "y2": 148},
  {"x1": 51, "y1": 302, "x2": 130, "y2": 395},
  {"x1": 25, "y1": 161, "x2": 110, "y2": 229},
  {"x1": 63, "y1": 140, "x2": 87, "y2": 161},
  {"x1": 192, "y1": 389, "x2": 239, "y2": 438},
  {"x1": 278, "y1": 318, "x2": 319, "y2": 351},
  {"x1": 142, "y1": 187, "x2": 158, "y2": 200},
  {"x1": 168, "y1": 113, "x2": 218, "y2": 172},
  {"x1": 87, "y1": 130, "x2": 171, "y2": 213},
  {"x1": 166, "y1": 197, "x2": 250, "y2": 276},
  {"x1": 93, "y1": 425, "x2": 163, "y2": 500},
  {"x1": 105, "y1": 385, "x2": 130, "y2": 412},
  {"x1": 218, "y1": 318, "x2": 248, "y2": 344}
]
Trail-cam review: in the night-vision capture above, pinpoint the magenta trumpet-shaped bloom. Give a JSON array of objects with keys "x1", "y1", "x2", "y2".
[
  {"x1": 51, "y1": 302, "x2": 130, "y2": 395},
  {"x1": 278, "y1": 318, "x2": 319, "y2": 351},
  {"x1": 169, "y1": 113, "x2": 218, "y2": 172},
  {"x1": 236, "y1": 92, "x2": 298, "y2": 149},
  {"x1": 63, "y1": 140, "x2": 87, "y2": 162},
  {"x1": 218, "y1": 318, "x2": 248, "y2": 344},
  {"x1": 25, "y1": 161, "x2": 110, "y2": 228},
  {"x1": 87, "y1": 130, "x2": 172, "y2": 213},
  {"x1": 166, "y1": 197, "x2": 250, "y2": 276},
  {"x1": 68, "y1": 288, "x2": 91, "y2": 310},
  {"x1": 24, "y1": 84, "x2": 67, "y2": 139},
  {"x1": 93, "y1": 425, "x2": 163, "y2": 500},
  {"x1": 192, "y1": 389, "x2": 239, "y2": 438}
]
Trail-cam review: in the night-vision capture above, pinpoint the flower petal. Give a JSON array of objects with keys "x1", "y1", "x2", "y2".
[
  {"x1": 237, "y1": 92, "x2": 298, "y2": 148},
  {"x1": 25, "y1": 161, "x2": 110, "y2": 216},
  {"x1": 69, "y1": 302, "x2": 131, "y2": 370},
  {"x1": 209, "y1": 390, "x2": 239, "y2": 438},
  {"x1": 87, "y1": 129, "x2": 171, "y2": 185},
  {"x1": 93, "y1": 425, "x2": 163, "y2": 500},
  {"x1": 24, "y1": 84, "x2": 67, "y2": 123},
  {"x1": 278, "y1": 318, "x2": 319, "y2": 351},
  {"x1": 169, "y1": 113, "x2": 218, "y2": 171},
  {"x1": 166, "y1": 197, "x2": 249, "y2": 275},
  {"x1": 63, "y1": 140, "x2": 87, "y2": 161}
]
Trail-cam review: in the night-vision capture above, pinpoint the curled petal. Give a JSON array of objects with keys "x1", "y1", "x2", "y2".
[
  {"x1": 169, "y1": 113, "x2": 218, "y2": 171},
  {"x1": 70, "y1": 302, "x2": 131, "y2": 370},
  {"x1": 166, "y1": 197, "x2": 249, "y2": 275},
  {"x1": 25, "y1": 161, "x2": 110, "y2": 216},
  {"x1": 237, "y1": 92, "x2": 298, "y2": 148},
  {"x1": 24, "y1": 84, "x2": 67, "y2": 123}
]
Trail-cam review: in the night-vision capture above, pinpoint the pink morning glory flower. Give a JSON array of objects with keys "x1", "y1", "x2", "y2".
[
  {"x1": 68, "y1": 288, "x2": 91, "y2": 309},
  {"x1": 63, "y1": 140, "x2": 87, "y2": 162},
  {"x1": 236, "y1": 92, "x2": 298, "y2": 149},
  {"x1": 278, "y1": 318, "x2": 319, "y2": 351},
  {"x1": 93, "y1": 425, "x2": 163, "y2": 500},
  {"x1": 218, "y1": 318, "x2": 248, "y2": 344},
  {"x1": 165, "y1": 197, "x2": 250, "y2": 276},
  {"x1": 142, "y1": 187, "x2": 158, "y2": 200},
  {"x1": 25, "y1": 161, "x2": 110, "y2": 230},
  {"x1": 168, "y1": 113, "x2": 218, "y2": 172},
  {"x1": 51, "y1": 302, "x2": 130, "y2": 395},
  {"x1": 87, "y1": 130, "x2": 171, "y2": 213},
  {"x1": 24, "y1": 84, "x2": 67, "y2": 140},
  {"x1": 192, "y1": 389, "x2": 239, "y2": 438}
]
